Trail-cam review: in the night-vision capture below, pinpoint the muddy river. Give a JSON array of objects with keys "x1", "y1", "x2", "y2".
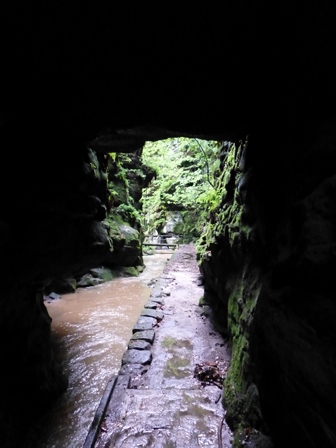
[{"x1": 36, "y1": 253, "x2": 172, "y2": 448}]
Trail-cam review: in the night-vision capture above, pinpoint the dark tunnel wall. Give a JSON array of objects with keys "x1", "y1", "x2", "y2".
[{"x1": 2, "y1": 2, "x2": 336, "y2": 137}]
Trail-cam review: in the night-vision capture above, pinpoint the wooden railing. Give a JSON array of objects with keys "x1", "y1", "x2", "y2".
[
  {"x1": 143, "y1": 234, "x2": 180, "y2": 250},
  {"x1": 142, "y1": 242, "x2": 177, "y2": 249}
]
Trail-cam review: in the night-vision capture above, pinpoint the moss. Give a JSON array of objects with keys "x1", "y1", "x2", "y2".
[
  {"x1": 161, "y1": 337, "x2": 193, "y2": 350},
  {"x1": 198, "y1": 295, "x2": 209, "y2": 306},
  {"x1": 87, "y1": 148, "x2": 103, "y2": 181},
  {"x1": 104, "y1": 215, "x2": 139, "y2": 245},
  {"x1": 90, "y1": 267, "x2": 116, "y2": 282},
  {"x1": 195, "y1": 223, "x2": 216, "y2": 264},
  {"x1": 109, "y1": 180, "x2": 128, "y2": 206},
  {"x1": 136, "y1": 265, "x2": 145, "y2": 274},
  {"x1": 104, "y1": 215, "x2": 124, "y2": 242},
  {"x1": 227, "y1": 282, "x2": 245, "y2": 332},
  {"x1": 123, "y1": 266, "x2": 139, "y2": 277},
  {"x1": 163, "y1": 357, "x2": 190, "y2": 378},
  {"x1": 196, "y1": 142, "x2": 247, "y2": 264},
  {"x1": 196, "y1": 138, "x2": 269, "y2": 442},
  {"x1": 224, "y1": 269, "x2": 263, "y2": 432}
]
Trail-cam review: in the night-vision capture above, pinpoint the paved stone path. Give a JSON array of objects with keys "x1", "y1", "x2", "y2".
[{"x1": 83, "y1": 245, "x2": 233, "y2": 448}]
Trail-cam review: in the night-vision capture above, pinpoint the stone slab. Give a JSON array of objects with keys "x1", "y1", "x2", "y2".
[
  {"x1": 150, "y1": 289, "x2": 164, "y2": 299},
  {"x1": 130, "y1": 329, "x2": 155, "y2": 343},
  {"x1": 141, "y1": 308, "x2": 164, "y2": 321},
  {"x1": 127, "y1": 340, "x2": 151, "y2": 350},
  {"x1": 149, "y1": 294, "x2": 165, "y2": 305},
  {"x1": 121, "y1": 349, "x2": 152, "y2": 366},
  {"x1": 132, "y1": 316, "x2": 157, "y2": 332},
  {"x1": 118, "y1": 363, "x2": 148, "y2": 376},
  {"x1": 144, "y1": 300, "x2": 160, "y2": 309}
]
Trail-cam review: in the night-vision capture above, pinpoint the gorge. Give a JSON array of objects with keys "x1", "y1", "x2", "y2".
[{"x1": 1, "y1": 3, "x2": 336, "y2": 447}]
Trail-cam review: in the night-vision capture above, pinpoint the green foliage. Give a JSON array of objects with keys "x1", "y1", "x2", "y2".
[
  {"x1": 108, "y1": 152, "x2": 117, "y2": 162},
  {"x1": 116, "y1": 203, "x2": 141, "y2": 224},
  {"x1": 105, "y1": 152, "x2": 141, "y2": 227},
  {"x1": 141, "y1": 137, "x2": 221, "y2": 237},
  {"x1": 196, "y1": 188, "x2": 221, "y2": 212},
  {"x1": 195, "y1": 141, "x2": 252, "y2": 263}
]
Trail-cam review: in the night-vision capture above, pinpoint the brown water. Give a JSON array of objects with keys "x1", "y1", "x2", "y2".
[{"x1": 37, "y1": 253, "x2": 172, "y2": 448}]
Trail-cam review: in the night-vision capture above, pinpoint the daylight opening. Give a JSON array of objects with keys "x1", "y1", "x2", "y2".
[{"x1": 140, "y1": 137, "x2": 229, "y2": 252}]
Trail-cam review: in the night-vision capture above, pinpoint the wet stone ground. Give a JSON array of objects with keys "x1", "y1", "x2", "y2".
[{"x1": 85, "y1": 244, "x2": 233, "y2": 448}]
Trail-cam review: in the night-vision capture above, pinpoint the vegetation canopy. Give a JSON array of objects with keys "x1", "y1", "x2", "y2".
[{"x1": 141, "y1": 137, "x2": 222, "y2": 239}]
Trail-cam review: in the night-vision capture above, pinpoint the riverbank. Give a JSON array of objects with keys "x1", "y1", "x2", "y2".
[
  {"x1": 26, "y1": 254, "x2": 170, "y2": 448},
  {"x1": 85, "y1": 243, "x2": 233, "y2": 448}
]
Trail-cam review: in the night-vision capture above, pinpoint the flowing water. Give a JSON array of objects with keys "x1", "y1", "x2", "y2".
[{"x1": 36, "y1": 253, "x2": 172, "y2": 448}]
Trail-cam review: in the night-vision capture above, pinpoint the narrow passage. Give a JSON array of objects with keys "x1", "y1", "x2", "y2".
[{"x1": 91, "y1": 244, "x2": 233, "y2": 448}]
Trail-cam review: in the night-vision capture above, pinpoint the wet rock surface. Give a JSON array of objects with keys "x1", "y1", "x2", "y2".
[
  {"x1": 132, "y1": 315, "x2": 158, "y2": 332},
  {"x1": 86, "y1": 244, "x2": 233, "y2": 448}
]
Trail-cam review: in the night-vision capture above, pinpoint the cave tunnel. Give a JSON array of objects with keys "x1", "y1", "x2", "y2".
[{"x1": 1, "y1": 2, "x2": 336, "y2": 447}]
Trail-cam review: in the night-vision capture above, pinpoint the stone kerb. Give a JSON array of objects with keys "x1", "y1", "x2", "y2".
[{"x1": 83, "y1": 280, "x2": 169, "y2": 448}]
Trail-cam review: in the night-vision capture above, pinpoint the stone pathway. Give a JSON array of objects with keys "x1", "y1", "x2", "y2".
[{"x1": 83, "y1": 245, "x2": 233, "y2": 448}]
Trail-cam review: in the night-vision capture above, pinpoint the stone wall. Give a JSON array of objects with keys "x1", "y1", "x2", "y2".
[
  {"x1": 198, "y1": 124, "x2": 336, "y2": 447},
  {"x1": 0, "y1": 142, "x2": 153, "y2": 445}
]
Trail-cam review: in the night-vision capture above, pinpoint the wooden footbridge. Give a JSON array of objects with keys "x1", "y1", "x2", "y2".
[
  {"x1": 142, "y1": 234, "x2": 180, "y2": 250},
  {"x1": 142, "y1": 242, "x2": 178, "y2": 249}
]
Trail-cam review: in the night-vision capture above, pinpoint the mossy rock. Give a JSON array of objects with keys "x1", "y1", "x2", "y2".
[
  {"x1": 118, "y1": 224, "x2": 140, "y2": 245},
  {"x1": 89, "y1": 267, "x2": 116, "y2": 282},
  {"x1": 123, "y1": 266, "x2": 139, "y2": 277},
  {"x1": 77, "y1": 274, "x2": 104, "y2": 287},
  {"x1": 198, "y1": 295, "x2": 209, "y2": 306}
]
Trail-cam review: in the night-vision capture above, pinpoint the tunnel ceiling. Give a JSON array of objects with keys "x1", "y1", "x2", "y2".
[{"x1": 2, "y1": 2, "x2": 336, "y2": 152}]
